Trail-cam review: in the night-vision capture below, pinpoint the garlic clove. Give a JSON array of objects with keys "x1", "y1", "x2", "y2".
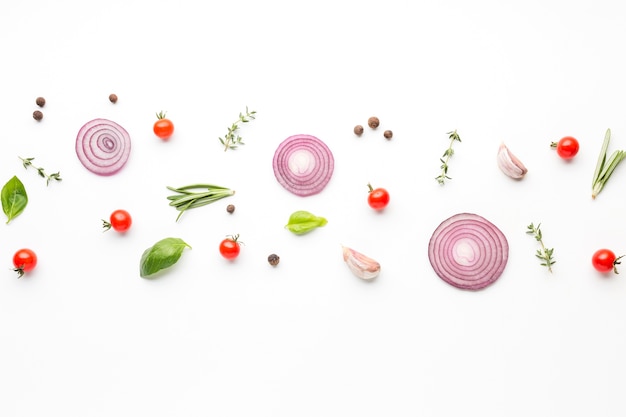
[
  {"x1": 497, "y1": 143, "x2": 528, "y2": 179},
  {"x1": 342, "y1": 246, "x2": 381, "y2": 280}
]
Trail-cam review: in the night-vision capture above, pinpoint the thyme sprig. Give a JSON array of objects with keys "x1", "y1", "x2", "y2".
[
  {"x1": 591, "y1": 128, "x2": 626, "y2": 199},
  {"x1": 166, "y1": 183, "x2": 235, "y2": 222},
  {"x1": 526, "y1": 222, "x2": 555, "y2": 273},
  {"x1": 435, "y1": 130, "x2": 461, "y2": 185},
  {"x1": 219, "y1": 106, "x2": 257, "y2": 151},
  {"x1": 19, "y1": 156, "x2": 62, "y2": 186}
]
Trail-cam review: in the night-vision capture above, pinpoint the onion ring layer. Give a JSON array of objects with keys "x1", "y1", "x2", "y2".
[
  {"x1": 273, "y1": 134, "x2": 334, "y2": 197},
  {"x1": 428, "y1": 213, "x2": 509, "y2": 291},
  {"x1": 76, "y1": 118, "x2": 131, "y2": 176}
]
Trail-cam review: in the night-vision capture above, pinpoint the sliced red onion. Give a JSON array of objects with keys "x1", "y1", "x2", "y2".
[
  {"x1": 428, "y1": 213, "x2": 509, "y2": 291},
  {"x1": 273, "y1": 134, "x2": 334, "y2": 196},
  {"x1": 75, "y1": 118, "x2": 131, "y2": 176}
]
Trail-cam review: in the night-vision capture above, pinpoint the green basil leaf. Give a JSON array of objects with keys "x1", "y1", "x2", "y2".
[
  {"x1": 140, "y1": 237, "x2": 191, "y2": 278},
  {"x1": 1, "y1": 175, "x2": 28, "y2": 224},
  {"x1": 285, "y1": 210, "x2": 327, "y2": 235}
]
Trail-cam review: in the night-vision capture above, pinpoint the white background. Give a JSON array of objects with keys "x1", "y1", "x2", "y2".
[{"x1": 2, "y1": 1, "x2": 626, "y2": 416}]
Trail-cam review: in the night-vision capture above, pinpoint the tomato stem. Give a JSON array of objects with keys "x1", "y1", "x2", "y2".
[
  {"x1": 12, "y1": 265, "x2": 25, "y2": 279},
  {"x1": 227, "y1": 234, "x2": 244, "y2": 245},
  {"x1": 614, "y1": 255, "x2": 624, "y2": 274},
  {"x1": 102, "y1": 219, "x2": 112, "y2": 232}
]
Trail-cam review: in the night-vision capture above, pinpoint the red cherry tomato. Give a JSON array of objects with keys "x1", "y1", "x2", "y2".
[
  {"x1": 591, "y1": 248, "x2": 623, "y2": 274},
  {"x1": 367, "y1": 183, "x2": 390, "y2": 210},
  {"x1": 552, "y1": 136, "x2": 579, "y2": 160},
  {"x1": 103, "y1": 209, "x2": 132, "y2": 232},
  {"x1": 153, "y1": 111, "x2": 174, "y2": 140},
  {"x1": 12, "y1": 248, "x2": 37, "y2": 278},
  {"x1": 219, "y1": 235, "x2": 242, "y2": 260}
]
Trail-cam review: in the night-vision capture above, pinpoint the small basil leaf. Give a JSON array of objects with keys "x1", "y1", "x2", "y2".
[
  {"x1": 285, "y1": 210, "x2": 327, "y2": 235},
  {"x1": 2, "y1": 175, "x2": 28, "y2": 224},
  {"x1": 140, "y1": 237, "x2": 191, "y2": 278}
]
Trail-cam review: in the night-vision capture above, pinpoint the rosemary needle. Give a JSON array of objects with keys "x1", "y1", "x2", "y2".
[
  {"x1": 166, "y1": 184, "x2": 235, "y2": 222},
  {"x1": 591, "y1": 128, "x2": 626, "y2": 199}
]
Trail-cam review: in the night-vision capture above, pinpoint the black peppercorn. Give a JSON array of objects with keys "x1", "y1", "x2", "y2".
[
  {"x1": 33, "y1": 110, "x2": 43, "y2": 121},
  {"x1": 268, "y1": 254, "x2": 280, "y2": 266},
  {"x1": 384, "y1": 130, "x2": 393, "y2": 140},
  {"x1": 368, "y1": 116, "x2": 380, "y2": 129},
  {"x1": 109, "y1": 93, "x2": 118, "y2": 103},
  {"x1": 354, "y1": 125, "x2": 364, "y2": 136},
  {"x1": 35, "y1": 97, "x2": 46, "y2": 107},
  {"x1": 226, "y1": 204, "x2": 235, "y2": 214}
]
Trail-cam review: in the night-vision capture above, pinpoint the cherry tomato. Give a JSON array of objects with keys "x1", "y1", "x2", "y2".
[
  {"x1": 103, "y1": 209, "x2": 132, "y2": 232},
  {"x1": 153, "y1": 111, "x2": 174, "y2": 140},
  {"x1": 591, "y1": 248, "x2": 623, "y2": 274},
  {"x1": 367, "y1": 183, "x2": 390, "y2": 210},
  {"x1": 552, "y1": 136, "x2": 579, "y2": 160},
  {"x1": 12, "y1": 248, "x2": 37, "y2": 278},
  {"x1": 219, "y1": 234, "x2": 242, "y2": 260}
]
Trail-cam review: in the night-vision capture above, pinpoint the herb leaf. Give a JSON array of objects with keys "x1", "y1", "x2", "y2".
[
  {"x1": 592, "y1": 128, "x2": 611, "y2": 187},
  {"x1": 166, "y1": 184, "x2": 235, "y2": 222},
  {"x1": 435, "y1": 130, "x2": 462, "y2": 185},
  {"x1": 526, "y1": 222, "x2": 555, "y2": 272},
  {"x1": 19, "y1": 156, "x2": 62, "y2": 186},
  {"x1": 140, "y1": 237, "x2": 191, "y2": 278},
  {"x1": 1, "y1": 176, "x2": 28, "y2": 224},
  {"x1": 591, "y1": 128, "x2": 626, "y2": 199},
  {"x1": 219, "y1": 106, "x2": 257, "y2": 151},
  {"x1": 285, "y1": 210, "x2": 328, "y2": 235}
]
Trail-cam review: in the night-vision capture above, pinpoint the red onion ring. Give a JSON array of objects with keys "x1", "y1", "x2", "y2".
[
  {"x1": 428, "y1": 213, "x2": 509, "y2": 291},
  {"x1": 75, "y1": 118, "x2": 131, "y2": 176},
  {"x1": 273, "y1": 134, "x2": 334, "y2": 196}
]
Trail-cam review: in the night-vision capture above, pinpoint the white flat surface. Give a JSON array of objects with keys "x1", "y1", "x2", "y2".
[{"x1": 2, "y1": 1, "x2": 626, "y2": 416}]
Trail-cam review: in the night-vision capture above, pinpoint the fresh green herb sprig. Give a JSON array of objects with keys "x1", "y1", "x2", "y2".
[
  {"x1": 591, "y1": 128, "x2": 626, "y2": 199},
  {"x1": 219, "y1": 106, "x2": 257, "y2": 151},
  {"x1": 166, "y1": 183, "x2": 235, "y2": 222},
  {"x1": 19, "y1": 157, "x2": 61, "y2": 186},
  {"x1": 435, "y1": 130, "x2": 461, "y2": 185},
  {"x1": 526, "y1": 222, "x2": 555, "y2": 273}
]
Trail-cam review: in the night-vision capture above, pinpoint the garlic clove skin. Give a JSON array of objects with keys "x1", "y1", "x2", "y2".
[
  {"x1": 497, "y1": 143, "x2": 528, "y2": 179},
  {"x1": 342, "y1": 246, "x2": 381, "y2": 280}
]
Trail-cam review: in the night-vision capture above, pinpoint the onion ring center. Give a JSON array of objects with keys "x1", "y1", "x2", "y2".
[
  {"x1": 453, "y1": 238, "x2": 479, "y2": 266},
  {"x1": 288, "y1": 149, "x2": 315, "y2": 175}
]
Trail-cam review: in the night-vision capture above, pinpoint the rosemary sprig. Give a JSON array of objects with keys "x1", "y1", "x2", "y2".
[
  {"x1": 166, "y1": 183, "x2": 235, "y2": 222},
  {"x1": 219, "y1": 106, "x2": 257, "y2": 151},
  {"x1": 19, "y1": 156, "x2": 62, "y2": 186},
  {"x1": 435, "y1": 130, "x2": 461, "y2": 185},
  {"x1": 526, "y1": 222, "x2": 555, "y2": 272},
  {"x1": 591, "y1": 128, "x2": 626, "y2": 199}
]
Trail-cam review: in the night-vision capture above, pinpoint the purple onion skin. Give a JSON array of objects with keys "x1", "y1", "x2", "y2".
[
  {"x1": 273, "y1": 134, "x2": 334, "y2": 197},
  {"x1": 75, "y1": 118, "x2": 131, "y2": 176},
  {"x1": 428, "y1": 213, "x2": 509, "y2": 291}
]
